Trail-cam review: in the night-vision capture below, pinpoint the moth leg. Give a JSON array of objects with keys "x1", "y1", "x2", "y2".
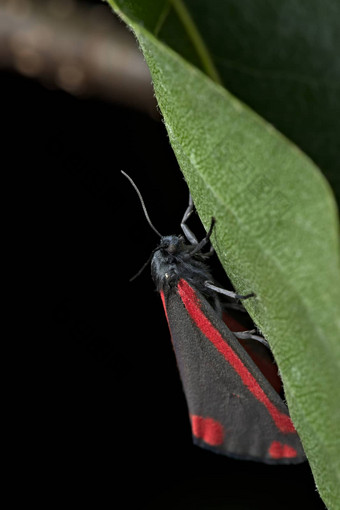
[
  {"x1": 185, "y1": 218, "x2": 215, "y2": 258},
  {"x1": 205, "y1": 243, "x2": 215, "y2": 257},
  {"x1": 223, "y1": 301, "x2": 247, "y2": 312},
  {"x1": 234, "y1": 330, "x2": 269, "y2": 348},
  {"x1": 181, "y1": 193, "x2": 198, "y2": 245},
  {"x1": 205, "y1": 281, "x2": 255, "y2": 300},
  {"x1": 181, "y1": 193, "x2": 216, "y2": 258}
]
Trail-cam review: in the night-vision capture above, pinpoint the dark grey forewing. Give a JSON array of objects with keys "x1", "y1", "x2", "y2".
[{"x1": 163, "y1": 284, "x2": 305, "y2": 464}]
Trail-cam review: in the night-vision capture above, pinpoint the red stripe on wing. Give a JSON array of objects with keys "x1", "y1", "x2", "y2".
[{"x1": 177, "y1": 279, "x2": 295, "y2": 434}]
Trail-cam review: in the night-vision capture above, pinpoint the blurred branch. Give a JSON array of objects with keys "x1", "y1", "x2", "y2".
[{"x1": 0, "y1": 0, "x2": 157, "y2": 116}]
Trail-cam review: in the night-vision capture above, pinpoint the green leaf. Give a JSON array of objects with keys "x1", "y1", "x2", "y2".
[
  {"x1": 111, "y1": 0, "x2": 340, "y2": 205},
  {"x1": 107, "y1": 1, "x2": 340, "y2": 507}
]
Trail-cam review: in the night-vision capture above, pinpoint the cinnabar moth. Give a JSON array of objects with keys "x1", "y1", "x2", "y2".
[{"x1": 122, "y1": 171, "x2": 305, "y2": 464}]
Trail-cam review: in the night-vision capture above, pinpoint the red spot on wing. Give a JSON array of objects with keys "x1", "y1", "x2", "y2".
[
  {"x1": 191, "y1": 415, "x2": 224, "y2": 446},
  {"x1": 269, "y1": 441, "x2": 297, "y2": 459},
  {"x1": 177, "y1": 279, "x2": 296, "y2": 434}
]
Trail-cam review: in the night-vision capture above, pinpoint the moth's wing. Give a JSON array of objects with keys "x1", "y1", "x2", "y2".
[
  {"x1": 162, "y1": 279, "x2": 305, "y2": 464},
  {"x1": 222, "y1": 309, "x2": 282, "y2": 394}
]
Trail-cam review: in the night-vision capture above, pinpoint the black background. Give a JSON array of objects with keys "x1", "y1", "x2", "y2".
[{"x1": 2, "y1": 12, "x2": 325, "y2": 509}]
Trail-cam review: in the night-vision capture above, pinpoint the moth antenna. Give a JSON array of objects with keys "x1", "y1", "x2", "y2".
[
  {"x1": 121, "y1": 171, "x2": 163, "y2": 238},
  {"x1": 129, "y1": 250, "x2": 156, "y2": 282}
]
